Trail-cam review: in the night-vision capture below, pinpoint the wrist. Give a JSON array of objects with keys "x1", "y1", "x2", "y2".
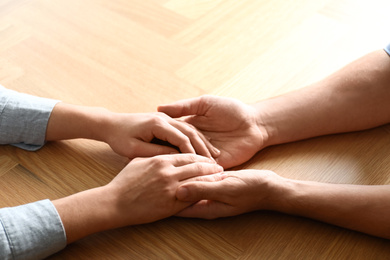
[
  {"x1": 46, "y1": 103, "x2": 113, "y2": 142},
  {"x1": 266, "y1": 178, "x2": 322, "y2": 216},
  {"x1": 53, "y1": 186, "x2": 116, "y2": 244},
  {"x1": 252, "y1": 95, "x2": 299, "y2": 148},
  {"x1": 251, "y1": 102, "x2": 276, "y2": 149},
  {"x1": 262, "y1": 176, "x2": 297, "y2": 213},
  {"x1": 88, "y1": 108, "x2": 116, "y2": 142}
]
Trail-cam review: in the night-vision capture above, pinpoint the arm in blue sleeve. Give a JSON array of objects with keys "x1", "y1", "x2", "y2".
[
  {"x1": 0, "y1": 200, "x2": 67, "y2": 259},
  {"x1": 0, "y1": 85, "x2": 59, "y2": 151},
  {"x1": 0, "y1": 87, "x2": 66, "y2": 257}
]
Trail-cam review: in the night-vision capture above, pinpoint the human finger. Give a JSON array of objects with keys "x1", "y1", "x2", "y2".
[
  {"x1": 158, "y1": 95, "x2": 213, "y2": 118},
  {"x1": 176, "y1": 200, "x2": 233, "y2": 219},
  {"x1": 197, "y1": 131, "x2": 221, "y2": 158},
  {"x1": 152, "y1": 120, "x2": 196, "y2": 154},
  {"x1": 175, "y1": 162, "x2": 223, "y2": 181},
  {"x1": 128, "y1": 140, "x2": 180, "y2": 158},
  {"x1": 163, "y1": 153, "x2": 216, "y2": 167},
  {"x1": 168, "y1": 119, "x2": 220, "y2": 158},
  {"x1": 159, "y1": 97, "x2": 219, "y2": 132},
  {"x1": 176, "y1": 180, "x2": 227, "y2": 202},
  {"x1": 183, "y1": 172, "x2": 225, "y2": 184}
]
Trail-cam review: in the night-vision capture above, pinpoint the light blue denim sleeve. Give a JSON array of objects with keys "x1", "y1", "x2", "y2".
[
  {"x1": 0, "y1": 85, "x2": 59, "y2": 151},
  {"x1": 384, "y1": 43, "x2": 390, "y2": 56},
  {"x1": 0, "y1": 200, "x2": 67, "y2": 259}
]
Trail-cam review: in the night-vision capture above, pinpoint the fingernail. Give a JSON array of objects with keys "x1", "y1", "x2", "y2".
[
  {"x1": 177, "y1": 187, "x2": 188, "y2": 200},
  {"x1": 213, "y1": 147, "x2": 220, "y2": 155},
  {"x1": 217, "y1": 165, "x2": 224, "y2": 172}
]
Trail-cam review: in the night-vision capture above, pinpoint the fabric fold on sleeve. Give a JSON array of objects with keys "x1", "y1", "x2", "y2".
[
  {"x1": 0, "y1": 85, "x2": 59, "y2": 151},
  {"x1": 0, "y1": 199, "x2": 67, "y2": 260}
]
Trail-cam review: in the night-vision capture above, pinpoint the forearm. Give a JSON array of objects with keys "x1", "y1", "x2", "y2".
[
  {"x1": 52, "y1": 186, "x2": 116, "y2": 244},
  {"x1": 46, "y1": 102, "x2": 112, "y2": 142},
  {"x1": 256, "y1": 50, "x2": 390, "y2": 147},
  {"x1": 271, "y1": 179, "x2": 390, "y2": 238}
]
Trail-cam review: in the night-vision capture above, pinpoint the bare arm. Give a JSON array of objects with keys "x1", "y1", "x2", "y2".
[
  {"x1": 172, "y1": 49, "x2": 390, "y2": 239},
  {"x1": 257, "y1": 49, "x2": 390, "y2": 147},
  {"x1": 176, "y1": 170, "x2": 390, "y2": 239},
  {"x1": 159, "y1": 49, "x2": 390, "y2": 168},
  {"x1": 278, "y1": 179, "x2": 390, "y2": 239}
]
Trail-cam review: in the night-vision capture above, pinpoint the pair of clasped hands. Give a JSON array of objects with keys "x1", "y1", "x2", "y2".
[
  {"x1": 53, "y1": 50, "x2": 390, "y2": 243},
  {"x1": 52, "y1": 94, "x2": 273, "y2": 244},
  {"x1": 95, "y1": 95, "x2": 268, "y2": 231}
]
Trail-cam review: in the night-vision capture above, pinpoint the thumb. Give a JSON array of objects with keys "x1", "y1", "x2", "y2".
[
  {"x1": 176, "y1": 181, "x2": 225, "y2": 202},
  {"x1": 158, "y1": 96, "x2": 204, "y2": 118}
]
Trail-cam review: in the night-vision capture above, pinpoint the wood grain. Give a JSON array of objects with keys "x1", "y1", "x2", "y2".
[{"x1": 1, "y1": 0, "x2": 390, "y2": 258}]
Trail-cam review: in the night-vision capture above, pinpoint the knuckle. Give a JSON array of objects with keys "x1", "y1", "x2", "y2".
[
  {"x1": 183, "y1": 122, "x2": 196, "y2": 130},
  {"x1": 186, "y1": 153, "x2": 198, "y2": 163},
  {"x1": 131, "y1": 157, "x2": 143, "y2": 163},
  {"x1": 151, "y1": 116, "x2": 164, "y2": 125},
  {"x1": 194, "y1": 163, "x2": 204, "y2": 173},
  {"x1": 185, "y1": 126, "x2": 198, "y2": 138},
  {"x1": 182, "y1": 135, "x2": 192, "y2": 145},
  {"x1": 150, "y1": 156, "x2": 167, "y2": 168},
  {"x1": 178, "y1": 136, "x2": 192, "y2": 148},
  {"x1": 126, "y1": 141, "x2": 136, "y2": 150},
  {"x1": 156, "y1": 171, "x2": 171, "y2": 184},
  {"x1": 155, "y1": 111, "x2": 169, "y2": 118}
]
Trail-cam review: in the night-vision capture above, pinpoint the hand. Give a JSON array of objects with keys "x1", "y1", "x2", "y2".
[
  {"x1": 102, "y1": 112, "x2": 220, "y2": 159},
  {"x1": 54, "y1": 154, "x2": 224, "y2": 243},
  {"x1": 158, "y1": 95, "x2": 266, "y2": 168},
  {"x1": 46, "y1": 103, "x2": 220, "y2": 159},
  {"x1": 104, "y1": 154, "x2": 224, "y2": 226},
  {"x1": 175, "y1": 169, "x2": 283, "y2": 219}
]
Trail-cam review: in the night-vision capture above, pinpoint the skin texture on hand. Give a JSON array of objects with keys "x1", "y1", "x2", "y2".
[
  {"x1": 100, "y1": 112, "x2": 220, "y2": 159},
  {"x1": 176, "y1": 169, "x2": 390, "y2": 239},
  {"x1": 53, "y1": 154, "x2": 224, "y2": 244},
  {"x1": 158, "y1": 95, "x2": 266, "y2": 169},
  {"x1": 46, "y1": 104, "x2": 220, "y2": 159},
  {"x1": 176, "y1": 169, "x2": 283, "y2": 219}
]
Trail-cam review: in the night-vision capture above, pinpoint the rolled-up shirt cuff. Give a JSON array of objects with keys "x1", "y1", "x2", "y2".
[
  {"x1": 0, "y1": 200, "x2": 67, "y2": 260},
  {"x1": 0, "y1": 86, "x2": 59, "y2": 151}
]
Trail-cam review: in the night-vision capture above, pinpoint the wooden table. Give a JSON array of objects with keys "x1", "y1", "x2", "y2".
[{"x1": 1, "y1": 0, "x2": 390, "y2": 258}]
